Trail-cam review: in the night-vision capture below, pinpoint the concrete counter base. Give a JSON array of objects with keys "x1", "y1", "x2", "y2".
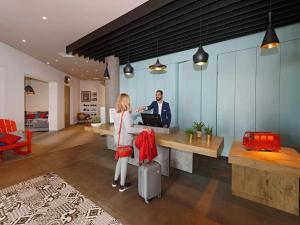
[{"x1": 105, "y1": 136, "x2": 193, "y2": 176}]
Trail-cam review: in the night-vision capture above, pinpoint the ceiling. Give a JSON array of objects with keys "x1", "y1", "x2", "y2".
[
  {"x1": 0, "y1": 0, "x2": 148, "y2": 79},
  {"x1": 66, "y1": 0, "x2": 300, "y2": 65}
]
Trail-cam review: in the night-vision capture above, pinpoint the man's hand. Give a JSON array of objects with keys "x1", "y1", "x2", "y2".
[{"x1": 137, "y1": 106, "x2": 145, "y2": 113}]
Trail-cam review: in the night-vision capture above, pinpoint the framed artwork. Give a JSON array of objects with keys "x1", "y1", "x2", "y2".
[
  {"x1": 91, "y1": 92, "x2": 97, "y2": 101},
  {"x1": 81, "y1": 91, "x2": 91, "y2": 102}
]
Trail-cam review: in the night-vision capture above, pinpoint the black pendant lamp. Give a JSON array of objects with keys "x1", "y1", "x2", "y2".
[
  {"x1": 103, "y1": 58, "x2": 110, "y2": 80},
  {"x1": 124, "y1": 62, "x2": 134, "y2": 75},
  {"x1": 149, "y1": 26, "x2": 167, "y2": 71},
  {"x1": 261, "y1": 1, "x2": 280, "y2": 49},
  {"x1": 25, "y1": 78, "x2": 35, "y2": 95},
  {"x1": 149, "y1": 58, "x2": 167, "y2": 71},
  {"x1": 193, "y1": 46, "x2": 209, "y2": 66},
  {"x1": 123, "y1": 38, "x2": 134, "y2": 76},
  {"x1": 193, "y1": 8, "x2": 209, "y2": 66}
]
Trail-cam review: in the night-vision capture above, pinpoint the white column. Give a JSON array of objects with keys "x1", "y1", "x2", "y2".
[
  {"x1": 49, "y1": 82, "x2": 58, "y2": 131},
  {"x1": 105, "y1": 56, "x2": 120, "y2": 123}
]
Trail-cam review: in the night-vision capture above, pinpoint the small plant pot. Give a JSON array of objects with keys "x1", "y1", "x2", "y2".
[
  {"x1": 206, "y1": 134, "x2": 212, "y2": 142},
  {"x1": 91, "y1": 123, "x2": 101, "y2": 127},
  {"x1": 188, "y1": 134, "x2": 193, "y2": 143},
  {"x1": 196, "y1": 131, "x2": 202, "y2": 138}
]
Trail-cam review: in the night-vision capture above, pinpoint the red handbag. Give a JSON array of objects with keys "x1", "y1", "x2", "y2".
[{"x1": 115, "y1": 111, "x2": 133, "y2": 160}]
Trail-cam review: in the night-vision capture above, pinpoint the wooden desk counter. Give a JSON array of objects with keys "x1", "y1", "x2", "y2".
[
  {"x1": 229, "y1": 141, "x2": 300, "y2": 215},
  {"x1": 85, "y1": 124, "x2": 224, "y2": 158}
]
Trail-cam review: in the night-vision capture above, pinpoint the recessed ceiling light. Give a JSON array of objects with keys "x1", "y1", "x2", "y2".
[
  {"x1": 86, "y1": 70, "x2": 89, "y2": 72},
  {"x1": 46, "y1": 62, "x2": 50, "y2": 65},
  {"x1": 86, "y1": 60, "x2": 89, "y2": 63},
  {"x1": 71, "y1": 68, "x2": 74, "y2": 71},
  {"x1": 22, "y1": 39, "x2": 26, "y2": 43},
  {"x1": 42, "y1": 16, "x2": 47, "y2": 20},
  {"x1": 58, "y1": 52, "x2": 74, "y2": 58},
  {"x1": 55, "y1": 59, "x2": 58, "y2": 62},
  {"x1": 95, "y1": 69, "x2": 98, "y2": 72}
]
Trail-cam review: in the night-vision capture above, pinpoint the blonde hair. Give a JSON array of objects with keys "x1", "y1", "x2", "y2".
[{"x1": 115, "y1": 93, "x2": 132, "y2": 113}]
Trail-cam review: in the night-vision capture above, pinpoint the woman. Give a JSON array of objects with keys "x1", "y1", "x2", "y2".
[{"x1": 112, "y1": 93, "x2": 149, "y2": 192}]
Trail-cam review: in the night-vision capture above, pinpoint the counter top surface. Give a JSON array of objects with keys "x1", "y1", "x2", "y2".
[
  {"x1": 85, "y1": 124, "x2": 224, "y2": 158},
  {"x1": 229, "y1": 141, "x2": 300, "y2": 176}
]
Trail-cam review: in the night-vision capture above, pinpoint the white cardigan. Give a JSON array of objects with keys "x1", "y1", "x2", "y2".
[{"x1": 113, "y1": 111, "x2": 142, "y2": 146}]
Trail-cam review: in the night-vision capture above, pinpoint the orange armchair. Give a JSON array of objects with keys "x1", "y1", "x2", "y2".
[{"x1": 0, "y1": 119, "x2": 32, "y2": 159}]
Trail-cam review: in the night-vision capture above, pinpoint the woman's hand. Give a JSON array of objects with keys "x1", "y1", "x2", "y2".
[{"x1": 143, "y1": 128, "x2": 152, "y2": 133}]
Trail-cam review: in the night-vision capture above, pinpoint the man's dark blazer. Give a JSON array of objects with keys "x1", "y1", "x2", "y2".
[{"x1": 147, "y1": 101, "x2": 171, "y2": 127}]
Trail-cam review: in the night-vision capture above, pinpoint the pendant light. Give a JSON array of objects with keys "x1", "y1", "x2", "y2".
[
  {"x1": 123, "y1": 38, "x2": 134, "y2": 76},
  {"x1": 64, "y1": 76, "x2": 71, "y2": 84},
  {"x1": 25, "y1": 78, "x2": 35, "y2": 95},
  {"x1": 149, "y1": 26, "x2": 167, "y2": 71},
  {"x1": 261, "y1": 0, "x2": 280, "y2": 49},
  {"x1": 103, "y1": 58, "x2": 110, "y2": 80},
  {"x1": 193, "y1": 7, "x2": 209, "y2": 66}
]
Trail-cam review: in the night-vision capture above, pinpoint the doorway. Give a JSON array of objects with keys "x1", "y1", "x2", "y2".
[
  {"x1": 64, "y1": 85, "x2": 70, "y2": 128},
  {"x1": 24, "y1": 77, "x2": 49, "y2": 132}
]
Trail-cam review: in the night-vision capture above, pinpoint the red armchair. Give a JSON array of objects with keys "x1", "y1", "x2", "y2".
[{"x1": 0, "y1": 119, "x2": 32, "y2": 160}]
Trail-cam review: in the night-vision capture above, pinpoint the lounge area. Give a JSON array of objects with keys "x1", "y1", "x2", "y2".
[{"x1": 0, "y1": 1, "x2": 300, "y2": 225}]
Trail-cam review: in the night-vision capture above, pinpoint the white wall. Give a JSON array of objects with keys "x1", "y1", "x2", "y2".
[
  {"x1": 0, "y1": 41, "x2": 80, "y2": 130},
  {"x1": 79, "y1": 80, "x2": 105, "y2": 116},
  {"x1": 25, "y1": 79, "x2": 49, "y2": 112}
]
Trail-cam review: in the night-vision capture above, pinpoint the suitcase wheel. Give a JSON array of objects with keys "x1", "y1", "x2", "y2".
[{"x1": 145, "y1": 199, "x2": 149, "y2": 204}]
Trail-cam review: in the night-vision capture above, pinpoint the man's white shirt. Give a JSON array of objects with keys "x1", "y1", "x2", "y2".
[{"x1": 158, "y1": 102, "x2": 163, "y2": 115}]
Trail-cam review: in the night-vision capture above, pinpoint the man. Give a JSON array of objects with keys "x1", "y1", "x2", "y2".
[{"x1": 139, "y1": 90, "x2": 171, "y2": 128}]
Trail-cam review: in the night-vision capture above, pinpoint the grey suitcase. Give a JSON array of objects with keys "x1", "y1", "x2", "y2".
[{"x1": 138, "y1": 161, "x2": 162, "y2": 204}]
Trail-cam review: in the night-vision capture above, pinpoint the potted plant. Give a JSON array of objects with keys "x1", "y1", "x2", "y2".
[
  {"x1": 193, "y1": 121, "x2": 205, "y2": 138},
  {"x1": 185, "y1": 128, "x2": 195, "y2": 144},
  {"x1": 204, "y1": 126, "x2": 213, "y2": 141},
  {"x1": 91, "y1": 116, "x2": 101, "y2": 127}
]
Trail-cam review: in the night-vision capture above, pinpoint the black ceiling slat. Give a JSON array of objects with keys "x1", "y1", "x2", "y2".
[
  {"x1": 91, "y1": 1, "x2": 295, "y2": 61},
  {"x1": 121, "y1": 17, "x2": 300, "y2": 64},
  {"x1": 66, "y1": 0, "x2": 177, "y2": 53},
  {"x1": 118, "y1": 16, "x2": 300, "y2": 64},
  {"x1": 88, "y1": 0, "x2": 292, "y2": 60},
  {"x1": 74, "y1": 0, "x2": 201, "y2": 54},
  {"x1": 81, "y1": 0, "x2": 243, "y2": 57},
  {"x1": 101, "y1": 7, "x2": 300, "y2": 61},
  {"x1": 120, "y1": 18, "x2": 299, "y2": 63},
  {"x1": 78, "y1": 0, "x2": 220, "y2": 56},
  {"x1": 118, "y1": 15, "x2": 300, "y2": 62},
  {"x1": 85, "y1": 0, "x2": 263, "y2": 59},
  {"x1": 66, "y1": 0, "x2": 300, "y2": 64},
  {"x1": 121, "y1": 16, "x2": 300, "y2": 63}
]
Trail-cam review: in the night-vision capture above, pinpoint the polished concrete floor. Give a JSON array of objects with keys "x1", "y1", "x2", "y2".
[{"x1": 0, "y1": 125, "x2": 299, "y2": 225}]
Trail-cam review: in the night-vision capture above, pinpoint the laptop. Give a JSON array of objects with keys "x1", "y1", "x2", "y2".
[{"x1": 141, "y1": 113, "x2": 163, "y2": 127}]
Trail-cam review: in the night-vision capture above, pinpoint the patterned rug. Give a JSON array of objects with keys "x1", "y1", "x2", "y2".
[{"x1": 0, "y1": 173, "x2": 121, "y2": 225}]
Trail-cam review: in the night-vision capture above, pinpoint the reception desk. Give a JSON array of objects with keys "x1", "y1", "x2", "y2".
[
  {"x1": 85, "y1": 124, "x2": 224, "y2": 176},
  {"x1": 229, "y1": 141, "x2": 300, "y2": 215}
]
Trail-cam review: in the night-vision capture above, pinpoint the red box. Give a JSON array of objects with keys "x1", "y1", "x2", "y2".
[{"x1": 242, "y1": 131, "x2": 280, "y2": 152}]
